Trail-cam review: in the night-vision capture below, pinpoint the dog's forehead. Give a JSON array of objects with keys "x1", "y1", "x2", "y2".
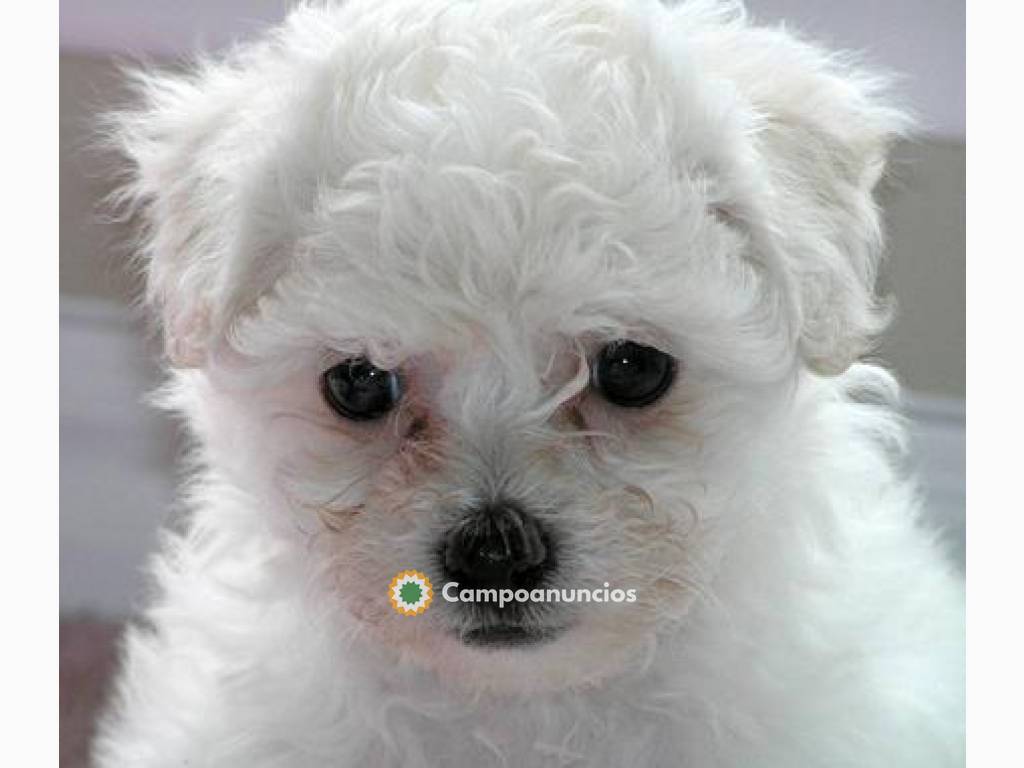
[
  {"x1": 247, "y1": 0, "x2": 753, "y2": 360},
  {"x1": 288, "y1": 159, "x2": 716, "y2": 355}
]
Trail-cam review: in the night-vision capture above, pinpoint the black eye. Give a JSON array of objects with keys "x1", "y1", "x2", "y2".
[
  {"x1": 321, "y1": 357, "x2": 402, "y2": 421},
  {"x1": 592, "y1": 340, "x2": 676, "y2": 408}
]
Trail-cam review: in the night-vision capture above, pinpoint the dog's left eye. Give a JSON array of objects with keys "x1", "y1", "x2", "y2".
[
  {"x1": 592, "y1": 340, "x2": 677, "y2": 408},
  {"x1": 321, "y1": 358, "x2": 402, "y2": 421}
]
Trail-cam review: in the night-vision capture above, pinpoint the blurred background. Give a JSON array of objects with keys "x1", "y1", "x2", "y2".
[{"x1": 59, "y1": 0, "x2": 964, "y2": 761}]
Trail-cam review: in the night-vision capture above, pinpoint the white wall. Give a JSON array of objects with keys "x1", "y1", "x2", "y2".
[{"x1": 60, "y1": 299, "x2": 179, "y2": 616}]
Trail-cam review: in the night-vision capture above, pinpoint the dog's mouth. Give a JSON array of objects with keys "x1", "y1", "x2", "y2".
[{"x1": 458, "y1": 624, "x2": 563, "y2": 648}]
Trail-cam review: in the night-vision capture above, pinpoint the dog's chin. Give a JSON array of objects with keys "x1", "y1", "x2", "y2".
[
  {"x1": 354, "y1": 592, "x2": 660, "y2": 693},
  {"x1": 457, "y1": 623, "x2": 565, "y2": 648},
  {"x1": 419, "y1": 620, "x2": 650, "y2": 695}
]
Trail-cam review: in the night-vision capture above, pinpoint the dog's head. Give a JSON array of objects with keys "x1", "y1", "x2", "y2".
[{"x1": 112, "y1": 0, "x2": 905, "y2": 692}]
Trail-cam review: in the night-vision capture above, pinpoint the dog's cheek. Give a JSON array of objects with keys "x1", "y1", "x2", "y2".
[
  {"x1": 553, "y1": 394, "x2": 716, "y2": 631},
  {"x1": 568, "y1": 382, "x2": 705, "y2": 465},
  {"x1": 314, "y1": 414, "x2": 452, "y2": 626}
]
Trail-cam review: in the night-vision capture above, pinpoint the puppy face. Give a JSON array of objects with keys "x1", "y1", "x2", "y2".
[
  {"x1": 115, "y1": 0, "x2": 904, "y2": 692},
  {"x1": 198, "y1": 177, "x2": 779, "y2": 691}
]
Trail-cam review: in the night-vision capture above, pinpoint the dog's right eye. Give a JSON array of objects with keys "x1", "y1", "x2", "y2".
[
  {"x1": 591, "y1": 340, "x2": 677, "y2": 408},
  {"x1": 321, "y1": 358, "x2": 402, "y2": 421}
]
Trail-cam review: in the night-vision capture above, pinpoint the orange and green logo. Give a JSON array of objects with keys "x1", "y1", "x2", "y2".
[{"x1": 389, "y1": 570, "x2": 433, "y2": 615}]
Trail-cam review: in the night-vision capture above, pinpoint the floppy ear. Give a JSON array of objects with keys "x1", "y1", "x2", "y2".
[
  {"x1": 684, "y1": 9, "x2": 910, "y2": 374},
  {"x1": 109, "y1": 65, "x2": 258, "y2": 367}
]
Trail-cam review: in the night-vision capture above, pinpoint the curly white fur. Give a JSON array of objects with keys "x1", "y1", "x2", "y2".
[{"x1": 94, "y1": 1, "x2": 964, "y2": 766}]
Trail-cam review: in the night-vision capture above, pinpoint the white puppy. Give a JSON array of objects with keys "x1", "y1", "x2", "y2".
[{"x1": 95, "y1": 0, "x2": 964, "y2": 765}]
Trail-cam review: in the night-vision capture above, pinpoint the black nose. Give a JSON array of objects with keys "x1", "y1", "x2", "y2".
[{"x1": 441, "y1": 500, "x2": 554, "y2": 590}]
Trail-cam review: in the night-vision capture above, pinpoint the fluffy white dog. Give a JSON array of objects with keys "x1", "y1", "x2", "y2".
[{"x1": 95, "y1": 0, "x2": 965, "y2": 765}]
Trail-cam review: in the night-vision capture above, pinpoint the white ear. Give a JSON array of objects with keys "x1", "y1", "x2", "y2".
[
  {"x1": 686, "y1": 9, "x2": 911, "y2": 373},
  {"x1": 109, "y1": 66, "x2": 254, "y2": 367}
]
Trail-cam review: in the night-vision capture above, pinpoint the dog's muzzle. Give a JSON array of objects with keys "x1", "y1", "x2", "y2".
[{"x1": 439, "y1": 498, "x2": 561, "y2": 647}]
